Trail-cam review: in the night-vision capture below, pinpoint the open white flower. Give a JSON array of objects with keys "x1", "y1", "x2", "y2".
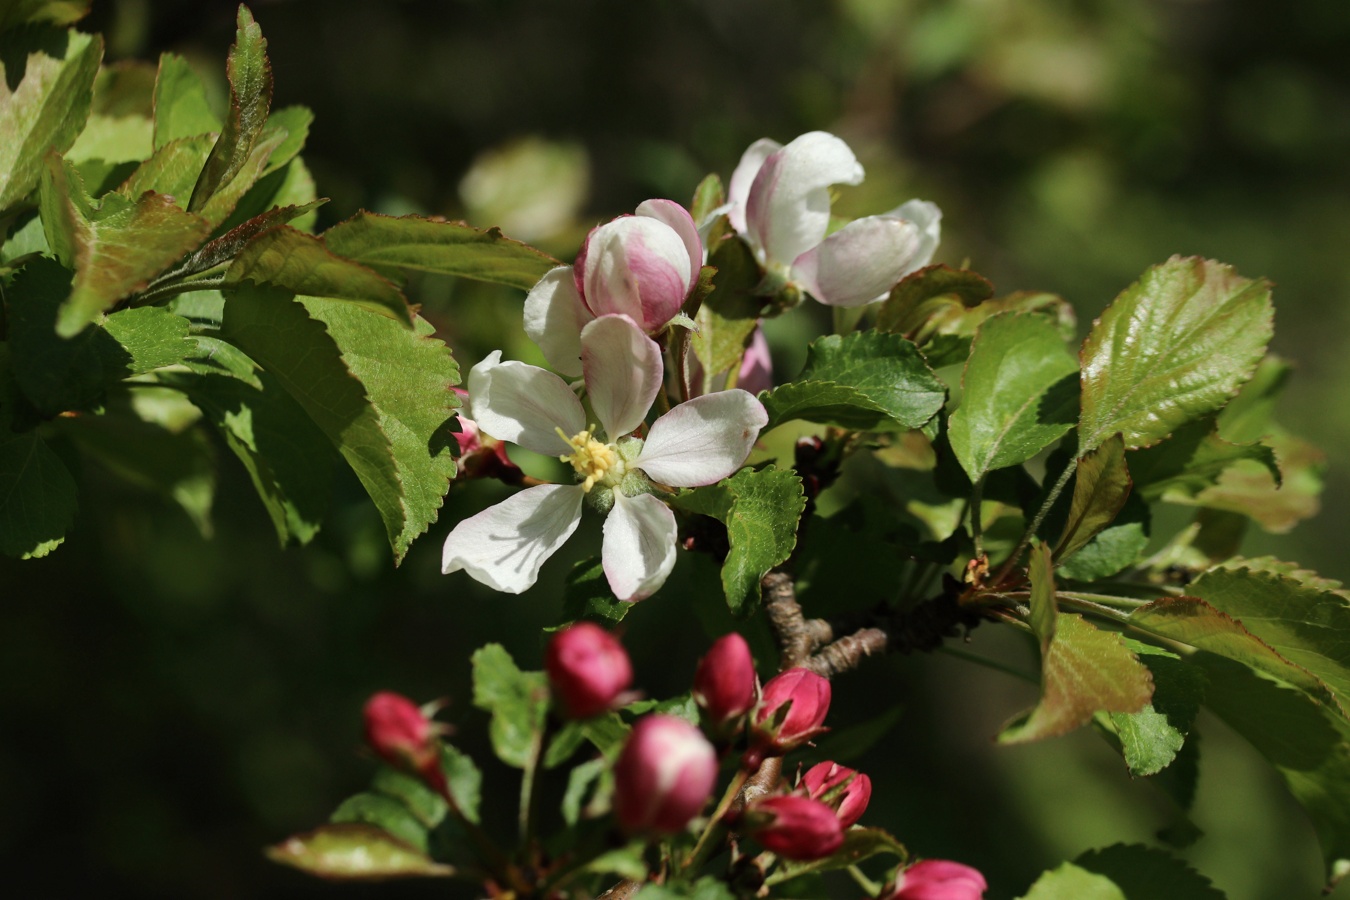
[
  {"x1": 442, "y1": 314, "x2": 768, "y2": 601},
  {"x1": 727, "y1": 131, "x2": 941, "y2": 307}
]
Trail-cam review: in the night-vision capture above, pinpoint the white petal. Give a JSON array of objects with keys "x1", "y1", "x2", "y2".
[
  {"x1": 791, "y1": 215, "x2": 922, "y2": 308},
  {"x1": 887, "y1": 198, "x2": 942, "y2": 273},
  {"x1": 582, "y1": 216, "x2": 692, "y2": 330},
  {"x1": 727, "y1": 138, "x2": 782, "y2": 237},
  {"x1": 745, "y1": 132, "x2": 863, "y2": 270},
  {"x1": 603, "y1": 492, "x2": 677, "y2": 602},
  {"x1": 580, "y1": 314, "x2": 663, "y2": 440},
  {"x1": 635, "y1": 390, "x2": 769, "y2": 487},
  {"x1": 468, "y1": 352, "x2": 585, "y2": 456},
  {"x1": 523, "y1": 266, "x2": 592, "y2": 377},
  {"x1": 636, "y1": 199, "x2": 702, "y2": 292},
  {"x1": 441, "y1": 484, "x2": 585, "y2": 593}
]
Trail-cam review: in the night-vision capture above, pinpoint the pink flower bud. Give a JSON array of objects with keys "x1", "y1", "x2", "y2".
[
  {"x1": 363, "y1": 692, "x2": 443, "y2": 788},
  {"x1": 693, "y1": 633, "x2": 757, "y2": 726},
  {"x1": 545, "y1": 623, "x2": 634, "y2": 719},
  {"x1": 452, "y1": 388, "x2": 522, "y2": 483},
  {"x1": 801, "y1": 761, "x2": 871, "y2": 828},
  {"x1": 744, "y1": 795, "x2": 844, "y2": 860},
  {"x1": 888, "y1": 860, "x2": 987, "y2": 900},
  {"x1": 613, "y1": 714, "x2": 718, "y2": 834},
  {"x1": 748, "y1": 667, "x2": 831, "y2": 760}
]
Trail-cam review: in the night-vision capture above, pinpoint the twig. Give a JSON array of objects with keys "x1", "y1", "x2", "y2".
[{"x1": 761, "y1": 571, "x2": 831, "y2": 668}]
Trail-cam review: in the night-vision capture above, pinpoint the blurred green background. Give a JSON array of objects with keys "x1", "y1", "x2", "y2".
[{"x1": 4, "y1": 0, "x2": 1350, "y2": 896}]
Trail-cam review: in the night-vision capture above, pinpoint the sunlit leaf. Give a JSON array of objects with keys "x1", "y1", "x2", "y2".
[
  {"x1": 152, "y1": 52, "x2": 222, "y2": 149},
  {"x1": 265, "y1": 823, "x2": 454, "y2": 880},
  {"x1": 1106, "y1": 642, "x2": 1206, "y2": 776},
  {"x1": 1055, "y1": 434, "x2": 1131, "y2": 562},
  {"x1": 470, "y1": 644, "x2": 548, "y2": 769}
]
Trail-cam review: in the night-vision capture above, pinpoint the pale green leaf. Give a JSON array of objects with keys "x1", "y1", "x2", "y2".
[
  {"x1": 999, "y1": 612, "x2": 1153, "y2": 744},
  {"x1": 1079, "y1": 256, "x2": 1273, "y2": 452},
  {"x1": 438, "y1": 744, "x2": 482, "y2": 824},
  {"x1": 0, "y1": 430, "x2": 77, "y2": 558},
  {"x1": 875, "y1": 263, "x2": 994, "y2": 337},
  {"x1": 0, "y1": 26, "x2": 102, "y2": 215},
  {"x1": 948, "y1": 312, "x2": 1079, "y2": 481},
  {"x1": 1020, "y1": 862, "x2": 1125, "y2": 900},
  {"x1": 265, "y1": 823, "x2": 454, "y2": 880},
  {"x1": 760, "y1": 331, "x2": 945, "y2": 432},
  {"x1": 321, "y1": 211, "x2": 562, "y2": 292},
  {"x1": 370, "y1": 765, "x2": 447, "y2": 829},
  {"x1": 188, "y1": 6, "x2": 272, "y2": 214},
  {"x1": 259, "y1": 104, "x2": 312, "y2": 174},
  {"x1": 1057, "y1": 494, "x2": 1149, "y2": 581},
  {"x1": 0, "y1": 1, "x2": 90, "y2": 31},
  {"x1": 1107, "y1": 643, "x2": 1206, "y2": 776},
  {"x1": 671, "y1": 466, "x2": 805, "y2": 615},
  {"x1": 115, "y1": 134, "x2": 214, "y2": 207},
  {"x1": 330, "y1": 793, "x2": 429, "y2": 853},
  {"x1": 299, "y1": 297, "x2": 459, "y2": 560},
  {"x1": 1129, "y1": 418, "x2": 1280, "y2": 501},
  {"x1": 470, "y1": 644, "x2": 549, "y2": 769},
  {"x1": 65, "y1": 113, "x2": 152, "y2": 165},
  {"x1": 152, "y1": 52, "x2": 222, "y2": 149},
  {"x1": 690, "y1": 234, "x2": 762, "y2": 381},
  {"x1": 225, "y1": 226, "x2": 412, "y2": 325},
  {"x1": 1028, "y1": 541, "x2": 1057, "y2": 648}
]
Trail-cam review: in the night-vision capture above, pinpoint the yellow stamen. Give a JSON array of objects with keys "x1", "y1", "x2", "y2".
[{"x1": 557, "y1": 425, "x2": 622, "y2": 492}]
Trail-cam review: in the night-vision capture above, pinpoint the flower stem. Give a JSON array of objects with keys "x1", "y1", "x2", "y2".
[{"x1": 684, "y1": 767, "x2": 751, "y2": 871}]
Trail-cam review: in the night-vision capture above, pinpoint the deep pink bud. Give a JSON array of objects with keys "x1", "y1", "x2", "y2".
[
  {"x1": 363, "y1": 692, "x2": 442, "y2": 788},
  {"x1": 889, "y1": 860, "x2": 987, "y2": 900},
  {"x1": 749, "y1": 667, "x2": 831, "y2": 759},
  {"x1": 545, "y1": 623, "x2": 634, "y2": 719},
  {"x1": 451, "y1": 388, "x2": 522, "y2": 482},
  {"x1": 744, "y1": 795, "x2": 844, "y2": 860},
  {"x1": 613, "y1": 714, "x2": 718, "y2": 834},
  {"x1": 693, "y1": 633, "x2": 757, "y2": 725},
  {"x1": 801, "y1": 761, "x2": 871, "y2": 828}
]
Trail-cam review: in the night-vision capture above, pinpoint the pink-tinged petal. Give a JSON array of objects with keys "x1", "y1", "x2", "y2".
[
  {"x1": 441, "y1": 484, "x2": 585, "y2": 593},
  {"x1": 524, "y1": 266, "x2": 592, "y2": 377},
  {"x1": 637, "y1": 199, "x2": 702, "y2": 291},
  {"x1": 791, "y1": 214, "x2": 922, "y2": 308},
  {"x1": 886, "y1": 198, "x2": 942, "y2": 272},
  {"x1": 602, "y1": 492, "x2": 678, "y2": 602},
  {"x1": 746, "y1": 131, "x2": 863, "y2": 270},
  {"x1": 468, "y1": 351, "x2": 585, "y2": 456},
  {"x1": 727, "y1": 138, "x2": 782, "y2": 236},
  {"x1": 738, "y1": 326, "x2": 774, "y2": 394},
  {"x1": 583, "y1": 215, "x2": 693, "y2": 330},
  {"x1": 636, "y1": 390, "x2": 768, "y2": 487},
  {"x1": 580, "y1": 314, "x2": 663, "y2": 440}
]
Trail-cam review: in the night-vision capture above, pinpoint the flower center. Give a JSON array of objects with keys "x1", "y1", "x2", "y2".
[{"x1": 557, "y1": 426, "x2": 625, "y2": 492}]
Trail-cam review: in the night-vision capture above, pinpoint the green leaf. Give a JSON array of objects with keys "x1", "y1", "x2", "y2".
[
  {"x1": 265, "y1": 823, "x2": 454, "y2": 880},
  {"x1": 1055, "y1": 435, "x2": 1131, "y2": 562},
  {"x1": 671, "y1": 466, "x2": 805, "y2": 615},
  {"x1": 217, "y1": 284, "x2": 400, "y2": 544},
  {"x1": 1078, "y1": 256, "x2": 1273, "y2": 453},
  {"x1": 7, "y1": 258, "x2": 192, "y2": 415},
  {"x1": 195, "y1": 128, "x2": 287, "y2": 228},
  {"x1": 152, "y1": 52, "x2": 222, "y2": 149},
  {"x1": 1057, "y1": 494, "x2": 1149, "y2": 582},
  {"x1": 766, "y1": 827, "x2": 908, "y2": 885},
  {"x1": 188, "y1": 5, "x2": 272, "y2": 214},
  {"x1": 370, "y1": 766, "x2": 447, "y2": 829},
  {"x1": 1129, "y1": 597, "x2": 1338, "y2": 709},
  {"x1": 55, "y1": 391, "x2": 215, "y2": 535},
  {"x1": 561, "y1": 757, "x2": 610, "y2": 825},
  {"x1": 760, "y1": 331, "x2": 945, "y2": 432},
  {"x1": 948, "y1": 312, "x2": 1079, "y2": 481},
  {"x1": 158, "y1": 331, "x2": 333, "y2": 546},
  {"x1": 258, "y1": 104, "x2": 313, "y2": 175},
  {"x1": 438, "y1": 744, "x2": 483, "y2": 824},
  {"x1": 690, "y1": 234, "x2": 762, "y2": 381},
  {"x1": 1019, "y1": 862, "x2": 1125, "y2": 900},
  {"x1": 65, "y1": 113, "x2": 152, "y2": 166},
  {"x1": 1216, "y1": 354, "x2": 1290, "y2": 443},
  {"x1": 225, "y1": 226, "x2": 412, "y2": 325},
  {"x1": 0, "y1": 430, "x2": 77, "y2": 558},
  {"x1": 179, "y1": 200, "x2": 327, "y2": 278},
  {"x1": 1198, "y1": 654, "x2": 1350, "y2": 885},
  {"x1": 470, "y1": 644, "x2": 549, "y2": 769},
  {"x1": 999, "y1": 612, "x2": 1153, "y2": 744},
  {"x1": 1028, "y1": 541, "x2": 1057, "y2": 647},
  {"x1": 331, "y1": 792, "x2": 429, "y2": 853},
  {"x1": 1073, "y1": 843, "x2": 1226, "y2": 899},
  {"x1": 1129, "y1": 418, "x2": 1280, "y2": 501},
  {"x1": 1184, "y1": 431, "x2": 1323, "y2": 534},
  {"x1": 875, "y1": 264, "x2": 994, "y2": 337},
  {"x1": 635, "y1": 877, "x2": 736, "y2": 900},
  {"x1": 299, "y1": 297, "x2": 459, "y2": 560},
  {"x1": 0, "y1": 26, "x2": 102, "y2": 215},
  {"x1": 689, "y1": 173, "x2": 724, "y2": 225},
  {"x1": 1189, "y1": 565, "x2": 1350, "y2": 715},
  {"x1": 115, "y1": 134, "x2": 214, "y2": 207},
  {"x1": 0, "y1": 1, "x2": 91, "y2": 31},
  {"x1": 558, "y1": 556, "x2": 633, "y2": 626},
  {"x1": 39, "y1": 154, "x2": 213, "y2": 336},
  {"x1": 217, "y1": 156, "x2": 318, "y2": 235},
  {"x1": 1107, "y1": 643, "x2": 1207, "y2": 776},
  {"x1": 321, "y1": 211, "x2": 562, "y2": 292}
]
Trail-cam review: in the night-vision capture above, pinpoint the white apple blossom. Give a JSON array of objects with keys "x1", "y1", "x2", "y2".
[
  {"x1": 727, "y1": 131, "x2": 941, "y2": 308},
  {"x1": 524, "y1": 199, "x2": 702, "y2": 377},
  {"x1": 442, "y1": 314, "x2": 767, "y2": 602}
]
